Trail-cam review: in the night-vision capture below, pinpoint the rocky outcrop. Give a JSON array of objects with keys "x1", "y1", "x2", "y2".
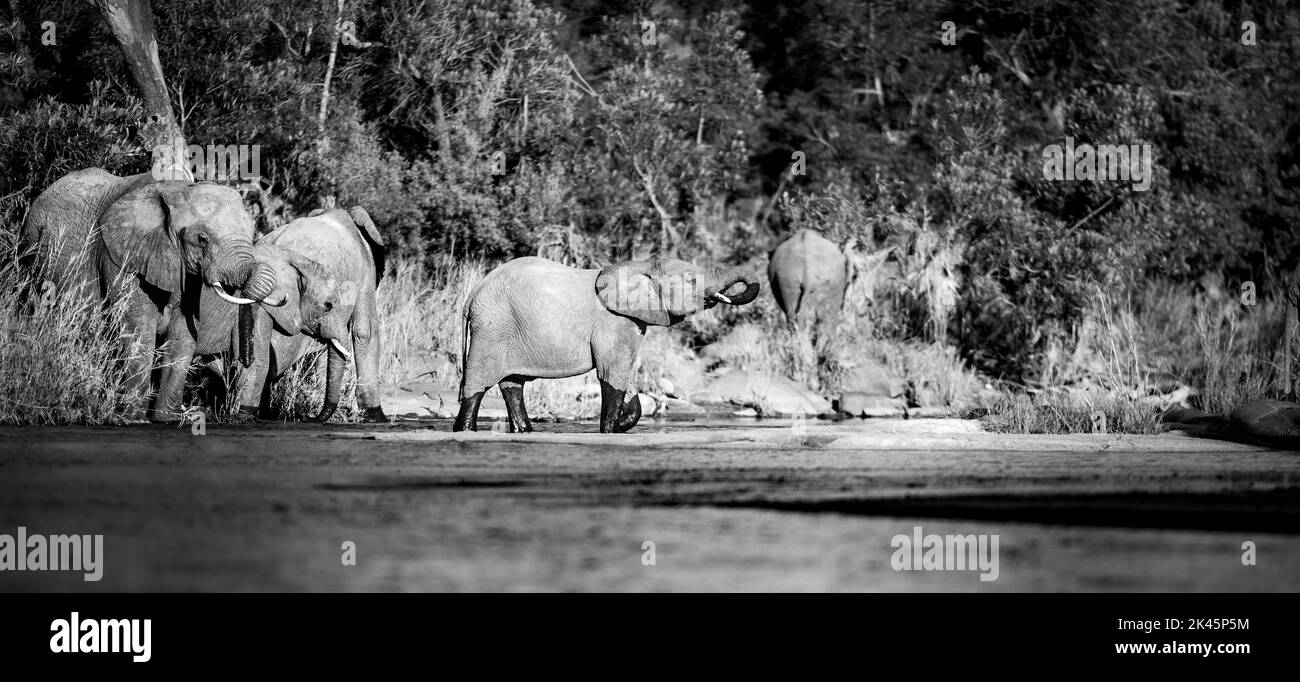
[
  {"x1": 695, "y1": 368, "x2": 831, "y2": 416},
  {"x1": 1229, "y1": 400, "x2": 1300, "y2": 438},
  {"x1": 835, "y1": 360, "x2": 908, "y2": 417}
]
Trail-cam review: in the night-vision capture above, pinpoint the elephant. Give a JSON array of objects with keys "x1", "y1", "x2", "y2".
[
  {"x1": 21, "y1": 168, "x2": 284, "y2": 420},
  {"x1": 228, "y1": 206, "x2": 388, "y2": 423},
  {"x1": 454, "y1": 256, "x2": 761, "y2": 433},
  {"x1": 768, "y1": 229, "x2": 849, "y2": 325}
]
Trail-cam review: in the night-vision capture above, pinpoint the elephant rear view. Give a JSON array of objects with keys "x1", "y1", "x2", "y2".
[
  {"x1": 455, "y1": 257, "x2": 761, "y2": 433},
  {"x1": 768, "y1": 229, "x2": 849, "y2": 326}
]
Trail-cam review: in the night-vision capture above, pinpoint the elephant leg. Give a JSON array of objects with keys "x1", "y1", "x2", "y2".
[
  {"x1": 233, "y1": 308, "x2": 275, "y2": 420},
  {"x1": 315, "y1": 338, "x2": 350, "y2": 423},
  {"x1": 453, "y1": 390, "x2": 486, "y2": 432},
  {"x1": 352, "y1": 312, "x2": 388, "y2": 423},
  {"x1": 499, "y1": 377, "x2": 532, "y2": 433},
  {"x1": 598, "y1": 378, "x2": 633, "y2": 434},
  {"x1": 110, "y1": 279, "x2": 160, "y2": 420},
  {"x1": 616, "y1": 392, "x2": 642, "y2": 432},
  {"x1": 152, "y1": 308, "x2": 196, "y2": 421},
  {"x1": 200, "y1": 356, "x2": 227, "y2": 412}
]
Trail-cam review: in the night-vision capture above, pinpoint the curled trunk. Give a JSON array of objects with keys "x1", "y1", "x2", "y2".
[{"x1": 707, "y1": 267, "x2": 761, "y2": 306}]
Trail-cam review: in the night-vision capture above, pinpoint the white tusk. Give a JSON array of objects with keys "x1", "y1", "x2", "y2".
[
  {"x1": 209, "y1": 282, "x2": 258, "y2": 305},
  {"x1": 262, "y1": 293, "x2": 288, "y2": 307},
  {"x1": 712, "y1": 292, "x2": 733, "y2": 304},
  {"x1": 329, "y1": 337, "x2": 354, "y2": 362}
]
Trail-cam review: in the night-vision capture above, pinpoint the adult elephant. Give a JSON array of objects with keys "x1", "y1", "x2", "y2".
[
  {"x1": 21, "y1": 168, "x2": 283, "y2": 420},
  {"x1": 230, "y1": 206, "x2": 388, "y2": 423},
  {"x1": 768, "y1": 229, "x2": 849, "y2": 325},
  {"x1": 455, "y1": 256, "x2": 761, "y2": 433}
]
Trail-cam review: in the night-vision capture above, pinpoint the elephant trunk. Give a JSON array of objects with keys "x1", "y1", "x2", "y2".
[
  {"x1": 208, "y1": 249, "x2": 279, "y2": 367},
  {"x1": 208, "y1": 249, "x2": 280, "y2": 305},
  {"x1": 238, "y1": 305, "x2": 255, "y2": 368},
  {"x1": 706, "y1": 268, "x2": 761, "y2": 306},
  {"x1": 315, "y1": 341, "x2": 347, "y2": 423}
]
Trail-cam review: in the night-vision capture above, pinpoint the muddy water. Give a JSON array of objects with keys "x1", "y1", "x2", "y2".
[{"x1": 0, "y1": 419, "x2": 1297, "y2": 592}]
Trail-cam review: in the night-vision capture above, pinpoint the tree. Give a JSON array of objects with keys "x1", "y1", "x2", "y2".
[{"x1": 88, "y1": 0, "x2": 185, "y2": 169}]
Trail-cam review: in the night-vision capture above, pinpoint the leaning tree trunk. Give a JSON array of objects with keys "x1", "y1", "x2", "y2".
[{"x1": 89, "y1": 0, "x2": 187, "y2": 177}]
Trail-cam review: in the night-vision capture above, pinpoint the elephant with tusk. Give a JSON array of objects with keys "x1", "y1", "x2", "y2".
[
  {"x1": 228, "y1": 206, "x2": 388, "y2": 423},
  {"x1": 21, "y1": 168, "x2": 283, "y2": 420},
  {"x1": 454, "y1": 256, "x2": 761, "y2": 433}
]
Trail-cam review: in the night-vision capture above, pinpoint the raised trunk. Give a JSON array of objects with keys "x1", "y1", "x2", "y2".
[{"x1": 707, "y1": 267, "x2": 761, "y2": 306}]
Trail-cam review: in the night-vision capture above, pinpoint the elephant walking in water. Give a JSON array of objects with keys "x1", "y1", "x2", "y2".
[
  {"x1": 768, "y1": 229, "x2": 850, "y2": 326},
  {"x1": 230, "y1": 207, "x2": 388, "y2": 423},
  {"x1": 21, "y1": 169, "x2": 285, "y2": 420},
  {"x1": 455, "y1": 257, "x2": 761, "y2": 433}
]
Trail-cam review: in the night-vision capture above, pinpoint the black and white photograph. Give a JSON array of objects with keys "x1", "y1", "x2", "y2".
[{"x1": 0, "y1": 0, "x2": 1297, "y2": 667}]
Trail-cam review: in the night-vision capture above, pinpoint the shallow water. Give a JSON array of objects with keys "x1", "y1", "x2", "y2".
[{"x1": 1, "y1": 421, "x2": 1297, "y2": 591}]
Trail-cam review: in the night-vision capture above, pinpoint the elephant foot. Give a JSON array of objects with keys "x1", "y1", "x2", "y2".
[
  {"x1": 453, "y1": 392, "x2": 485, "y2": 432},
  {"x1": 613, "y1": 394, "x2": 642, "y2": 433},
  {"x1": 598, "y1": 380, "x2": 640, "y2": 434},
  {"x1": 499, "y1": 382, "x2": 533, "y2": 433},
  {"x1": 361, "y1": 405, "x2": 389, "y2": 423}
]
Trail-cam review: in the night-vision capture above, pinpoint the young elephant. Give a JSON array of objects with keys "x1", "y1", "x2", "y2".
[
  {"x1": 455, "y1": 256, "x2": 761, "y2": 433},
  {"x1": 232, "y1": 206, "x2": 387, "y2": 422}
]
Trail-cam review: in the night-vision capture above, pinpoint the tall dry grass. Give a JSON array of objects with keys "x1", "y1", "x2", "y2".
[{"x1": 0, "y1": 242, "x2": 156, "y2": 425}]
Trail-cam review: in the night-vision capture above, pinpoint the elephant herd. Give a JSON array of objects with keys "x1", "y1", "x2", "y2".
[
  {"x1": 21, "y1": 166, "x2": 771, "y2": 433},
  {"x1": 22, "y1": 168, "x2": 388, "y2": 424}
]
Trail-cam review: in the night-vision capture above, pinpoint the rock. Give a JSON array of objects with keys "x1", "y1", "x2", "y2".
[
  {"x1": 835, "y1": 391, "x2": 906, "y2": 418},
  {"x1": 1229, "y1": 399, "x2": 1300, "y2": 438},
  {"x1": 1162, "y1": 406, "x2": 1213, "y2": 425},
  {"x1": 382, "y1": 390, "x2": 437, "y2": 419},
  {"x1": 657, "y1": 397, "x2": 706, "y2": 415},
  {"x1": 636, "y1": 393, "x2": 658, "y2": 417},
  {"x1": 697, "y1": 323, "x2": 767, "y2": 367},
  {"x1": 842, "y1": 360, "x2": 907, "y2": 398},
  {"x1": 699, "y1": 368, "x2": 831, "y2": 416},
  {"x1": 836, "y1": 359, "x2": 908, "y2": 416}
]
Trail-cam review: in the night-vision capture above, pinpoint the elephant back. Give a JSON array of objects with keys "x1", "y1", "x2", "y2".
[{"x1": 21, "y1": 169, "x2": 153, "y2": 292}]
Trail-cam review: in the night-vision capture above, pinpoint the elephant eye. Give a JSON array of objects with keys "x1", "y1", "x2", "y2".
[{"x1": 195, "y1": 234, "x2": 209, "y2": 245}]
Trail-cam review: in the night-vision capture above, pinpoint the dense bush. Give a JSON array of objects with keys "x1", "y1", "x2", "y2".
[{"x1": 1, "y1": 0, "x2": 1298, "y2": 426}]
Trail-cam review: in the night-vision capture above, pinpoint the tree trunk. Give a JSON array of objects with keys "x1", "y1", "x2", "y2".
[{"x1": 89, "y1": 0, "x2": 186, "y2": 170}]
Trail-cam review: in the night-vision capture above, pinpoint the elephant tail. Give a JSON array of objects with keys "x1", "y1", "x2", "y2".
[{"x1": 458, "y1": 304, "x2": 471, "y2": 400}]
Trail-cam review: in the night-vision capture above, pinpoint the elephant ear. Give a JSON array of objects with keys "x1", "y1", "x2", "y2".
[
  {"x1": 286, "y1": 252, "x2": 339, "y2": 334},
  {"x1": 347, "y1": 206, "x2": 385, "y2": 284},
  {"x1": 595, "y1": 261, "x2": 697, "y2": 327},
  {"x1": 98, "y1": 183, "x2": 185, "y2": 292}
]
